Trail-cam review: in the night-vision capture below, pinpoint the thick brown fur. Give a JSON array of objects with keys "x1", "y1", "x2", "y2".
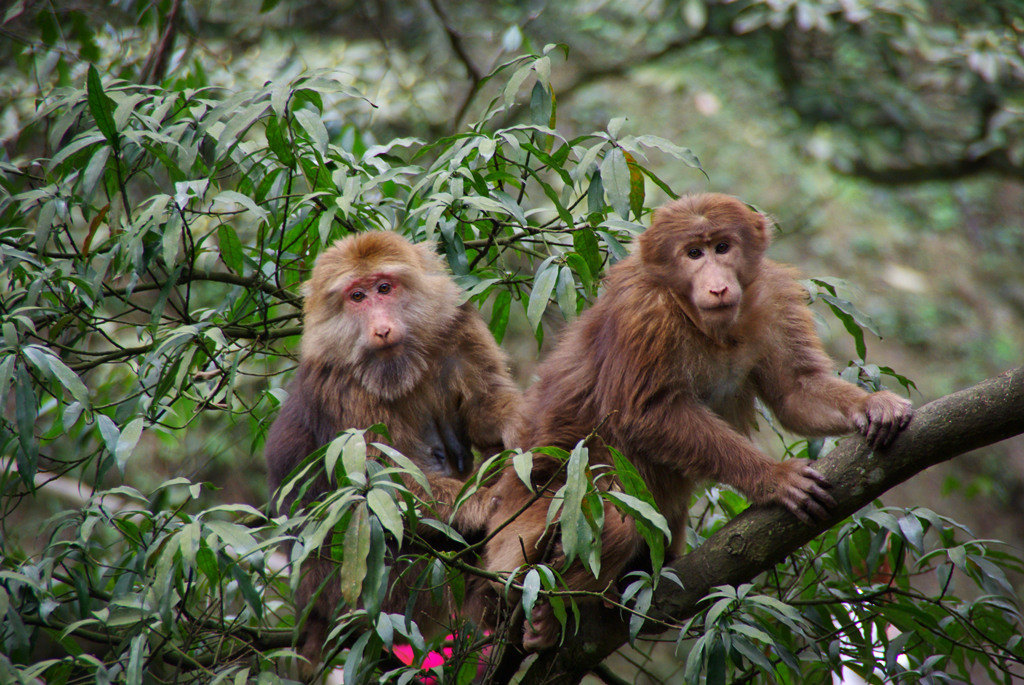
[
  {"x1": 264, "y1": 231, "x2": 521, "y2": 670},
  {"x1": 484, "y1": 193, "x2": 913, "y2": 650}
]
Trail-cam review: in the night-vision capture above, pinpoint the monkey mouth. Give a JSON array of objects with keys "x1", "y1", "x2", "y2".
[
  {"x1": 701, "y1": 303, "x2": 738, "y2": 313},
  {"x1": 372, "y1": 341, "x2": 405, "y2": 356}
]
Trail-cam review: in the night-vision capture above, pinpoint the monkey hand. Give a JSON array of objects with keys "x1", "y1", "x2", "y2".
[
  {"x1": 853, "y1": 391, "x2": 913, "y2": 450},
  {"x1": 522, "y1": 600, "x2": 558, "y2": 652},
  {"x1": 775, "y1": 459, "x2": 835, "y2": 523}
]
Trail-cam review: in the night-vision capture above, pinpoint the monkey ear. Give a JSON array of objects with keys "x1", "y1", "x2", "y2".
[
  {"x1": 412, "y1": 238, "x2": 448, "y2": 273},
  {"x1": 749, "y1": 211, "x2": 774, "y2": 254},
  {"x1": 637, "y1": 207, "x2": 669, "y2": 267}
]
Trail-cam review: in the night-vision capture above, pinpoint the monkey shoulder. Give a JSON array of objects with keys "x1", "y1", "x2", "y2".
[
  {"x1": 447, "y1": 303, "x2": 513, "y2": 380},
  {"x1": 264, "y1": 368, "x2": 327, "y2": 494},
  {"x1": 745, "y1": 260, "x2": 819, "y2": 339},
  {"x1": 757, "y1": 259, "x2": 809, "y2": 301}
]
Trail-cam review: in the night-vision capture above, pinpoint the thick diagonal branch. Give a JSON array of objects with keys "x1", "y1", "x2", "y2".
[{"x1": 517, "y1": 366, "x2": 1024, "y2": 685}]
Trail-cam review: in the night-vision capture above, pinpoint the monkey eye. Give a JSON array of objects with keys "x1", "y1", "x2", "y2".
[
  {"x1": 686, "y1": 248, "x2": 703, "y2": 260},
  {"x1": 377, "y1": 282, "x2": 392, "y2": 294},
  {"x1": 350, "y1": 290, "x2": 366, "y2": 302},
  {"x1": 715, "y1": 242, "x2": 730, "y2": 254}
]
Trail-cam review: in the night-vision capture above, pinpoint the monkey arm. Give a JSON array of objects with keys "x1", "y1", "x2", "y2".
[
  {"x1": 752, "y1": 296, "x2": 911, "y2": 447},
  {"x1": 619, "y1": 396, "x2": 833, "y2": 522},
  {"x1": 621, "y1": 396, "x2": 789, "y2": 503},
  {"x1": 264, "y1": 389, "x2": 321, "y2": 515},
  {"x1": 406, "y1": 472, "x2": 495, "y2": 540},
  {"x1": 760, "y1": 368, "x2": 867, "y2": 438},
  {"x1": 752, "y1": 291, "x2": 870, "y2": 437},
  {"x1": 455, "y1": 310, "x2": 524, "y2": 452}
]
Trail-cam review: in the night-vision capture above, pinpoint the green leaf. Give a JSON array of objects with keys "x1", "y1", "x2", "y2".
[
  {"x1": 572, "y1": 228, "x2": 603, "y2": 278},
  {"x1": 607, "y1": 117, "x2": 626, "y2": 139},
  {"x1": 602, "y1": 491, "x2": 670, "y2": 540},
  {"x1": 564, "y1": 253, "x2": 593, "y2": 295},
  {"x1": 527, "y1": 258, "x2": 558, "y2": 331},
  {"x1": 375, "y1": 612, "x2": 394, "y2": 647},
  {"x1": 265, "y1": 115, "x2": 296, "y2": 167},
  {"x1": 521, "y1": 568, "x2": 540, "y2": 618},
  {"x1": 367, "y1": 488, "x2": 404, "y2": 546},
  {"x1": 628, "y1": 586, "x2": 652, "y2": 642},
  {"x1": 634, "y1": 134, "x2": 702, "y2": 168},
  {"x1": 86, "y1": 65, "x2": 118, "y2": 146},
  {"x1": 601, "y1": 148, "x2": 630, "y2": 219},
  {"x1": 217, "y1": 225, "x2": 244, "y2": 274},
  {"x1": 324, "y1": 435, "x2": 344, "y2": 485},
  {"x1": 706, "y1": 640, "x2": 726, "y2": 685},
  {"x1": 230, "y1": 563, "x2": 263, "y2": 620},
  {"x1": 885, "y1": 631, "x2": 913, "y2": 673},
  {"x1": 206, "y1": 520, "x2": 258, "y2": 556},
  {"x1": 126, "y1": 633, "x2": 146, "y2": 685},
  {"x1": 195, "y1": 544, "x2": 219, "y2": 585},
  {"x1": 215, "y1": 190, "x2": 268, "y2": 224},
  {"x1": 555, "y1": 266, "x2": 577, "y2": 320},
  {"x1": 13, "y1": 364, "x2": 38, "y2": 477},
  {"x1": 623, "y1": 150, "x2": 645, "y2": 220},
  {"x1": 513, "y1": 450, "x2": 535, "y2": 491},
  {"x1": 22, "y1": 346, "x2": 90, "y2": 408},
  {"x1": 340, "y1": 504, "x2": 371, "y2": 605},
  {"x1": 115, "y1": 417, "x2": 144, "y2": 471},
  {"x1": 374, "y1": 443, "x2": 430, "y2": 494},
  {"x1": 293, "y1": 107, "x2": 328, "y2": 154},
  {"x1": 95, "y1": 414, "x2": 121, "y2": 464},
  {"x1": 492, "y1": 189, "x2": 528, "y2": 227},
  {"x1": 478, "y1": 135, "x2": 496, "y2": 161},
  {"x1": 343, "y1": 630, "x2": 373, "y2": 685},
  {"x1": 0, "y1": 355, "x2": 14, "y2": 397},
  {"x1": 362, "y1": 522, "x2": 388, "y2": 615},
  {"x1": 489, "y1": 289, "x2": 512, "y2": 343},
  {"x1": 609, "y1": 448, "x2": 656, "y2": 507},
  {"x1": 898, "y1": 514, "x2": 925, "y2": 553},
  {"x1": 820, "y1": 294, "x2": 879, "y2": 361},
  {"x1": 530, "y1": 81, "x2": 552, "y2": 128},
  {"x1": 587, "y1": 169, "x2": 605, "y2": 217},
  {"x1": 732, "y1": 634, "x2": 774, "y2": 672},
  {"x1": 342, "y1": 432, "x2": 368, "y2": 481},
  {"x1": 560, "y1": 441, "x2": 588, "y2": 563},
  {"x1": 948, "y1": 545, "x2": 968, "y2": 572},
  {"x1": 730, "y1": 622, "x2": 774, "y2": 644},
  {"x1": 503, "y1": 62, "x2": 534, "y2": 108}
]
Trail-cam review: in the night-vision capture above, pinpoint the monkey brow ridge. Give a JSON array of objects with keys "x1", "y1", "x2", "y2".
[{"x1": 326, "y1": 266, "x2": 412, "y2": 294}]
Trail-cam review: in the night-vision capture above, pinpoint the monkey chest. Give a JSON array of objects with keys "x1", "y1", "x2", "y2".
[{"x1": 690, "y1": 353, "x2": 758, "y2": 427}]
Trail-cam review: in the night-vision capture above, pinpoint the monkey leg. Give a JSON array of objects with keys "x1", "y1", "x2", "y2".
[
  {"x1": 521, "y1": 499, "x2": 643, "y2": 651},
  {"x1": 294, "y1": 556, "x2": 340, "y2": 677}
]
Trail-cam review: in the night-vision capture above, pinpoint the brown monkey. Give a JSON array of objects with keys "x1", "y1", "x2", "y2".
[
  {"x1": 485, "y1": 193, "x2": 913, "y2": 650},
  {"x1": 264, "y1": 231, "x2": 521, "y2": 667}
]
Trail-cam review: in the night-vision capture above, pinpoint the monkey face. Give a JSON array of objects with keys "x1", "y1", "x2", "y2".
[
  {"x1": 678, "y1": 234, "x2": 744, "y2": 321},
  {"x1": 639, "y1": 194, "x2": 773, "y2": 335},
  {"x1": 300, "y1": 231, "x2": 463, "y2": 399},
  {"x1": 342, "y1": 274, "x2": 409, "y2": 352}
]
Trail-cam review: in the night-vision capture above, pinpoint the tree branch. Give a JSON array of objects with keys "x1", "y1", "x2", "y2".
[
  {"x1": 838, "y1": 151, "x2": 1024, "y2": 184},
  {"x1": 515, "y1": 366, "x2": 1024, "y2": 684}
]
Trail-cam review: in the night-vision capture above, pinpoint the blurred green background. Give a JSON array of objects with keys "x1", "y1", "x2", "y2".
[{"x1": 1, "y1": 1, "x2": 1022, "y2": 681}]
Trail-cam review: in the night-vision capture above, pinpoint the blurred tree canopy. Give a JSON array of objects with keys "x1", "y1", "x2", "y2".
[{"x1": 1, "y1": 1, "x2": 1023, "y2": 683}]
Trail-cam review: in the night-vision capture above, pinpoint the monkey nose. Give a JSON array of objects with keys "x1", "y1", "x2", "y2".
[{"x1": 375, "y1": 327, "x2": 391, "y2": 340}]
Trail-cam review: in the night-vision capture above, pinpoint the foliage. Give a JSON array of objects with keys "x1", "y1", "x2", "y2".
[{"x1": 1, "y1": 2, "x2": 1022, "y2": 684}]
